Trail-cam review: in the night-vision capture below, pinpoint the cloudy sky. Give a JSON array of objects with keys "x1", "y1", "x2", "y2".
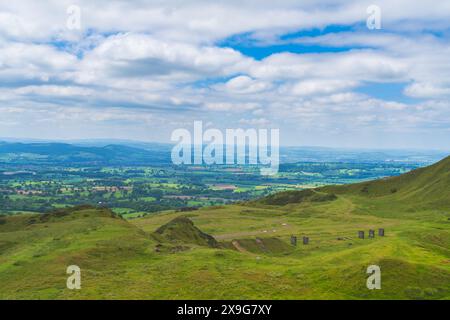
[{"x1": 0, "y1": 0, "x2": 450, "y2": 149}]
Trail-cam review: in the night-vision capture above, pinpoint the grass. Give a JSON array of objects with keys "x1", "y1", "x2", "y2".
[{"x1": 0, "y1": 157, "x2": 449, "y2": 299}]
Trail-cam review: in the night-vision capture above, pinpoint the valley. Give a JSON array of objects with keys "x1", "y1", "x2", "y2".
[{"x1": 0, "y1": 141, "x2": 440, "y2": 217}]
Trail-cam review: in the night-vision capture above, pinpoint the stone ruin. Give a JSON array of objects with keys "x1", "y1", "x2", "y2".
[
  {"x1": 290, "y1": 235, "x2": 297, "y2": 246},
  {"x1": 358, "y1": 229, "x2": 385, "y2": 239},
  {"x1": 303, "y1": 236, "x2": 309, "y2": 245}
]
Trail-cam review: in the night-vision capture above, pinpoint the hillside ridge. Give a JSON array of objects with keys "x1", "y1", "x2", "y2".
[{"x1": 258, "y1": 155, "x2": 450, "y2": 207}]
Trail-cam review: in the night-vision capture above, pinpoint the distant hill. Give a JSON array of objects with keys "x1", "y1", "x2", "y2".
[
  {"x1": 0, "y1": 140, "x2": 447, "y2": 166},
  {"x1": 0, "y1": 142, "x2": 171, "y2": 165}
]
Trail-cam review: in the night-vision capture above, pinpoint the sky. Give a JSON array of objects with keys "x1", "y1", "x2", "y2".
[{"x1": 0, "y1": 0, "x2": 450, "y2": 149}]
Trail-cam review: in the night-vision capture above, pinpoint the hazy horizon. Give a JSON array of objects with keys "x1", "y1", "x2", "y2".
[{"x1": 1, "y1": 136, "x2": 450, "y2": 153}]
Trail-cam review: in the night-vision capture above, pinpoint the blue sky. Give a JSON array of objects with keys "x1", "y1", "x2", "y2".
[
  {"x1": 218, "y1": 25, "x2": 364, "y2": 59},
  {"x1": 0, "y1": 1, "x2": 449, "y2": 149}
]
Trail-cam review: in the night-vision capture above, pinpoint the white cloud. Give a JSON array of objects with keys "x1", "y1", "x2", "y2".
[
  {"x1": 249, "y1": 51, "x2": 409, "y2": 83},
  {"x1": 70, "y1": 33, "x2": 253, "y2": 89},
  {"x1": 404, "y1": 82, "x2": 450, "y2": 98},
  {"x1": 0, "y1": 41, "x2": 77, "y2": 83},
  {"x1": 15, "y1": 85, "x2": 93, "y2": 97},
  {"x1": 204, "y1": 102, "x2": 260, "y2": 112},
  {"x1": 0, "y1": 1, "x2": 449, "y2": 147},
  {"x1": 289, "y1": 79, "x2": 357, "y2": 96},
  {"x1": 239, "y1": 118, "x2": 270, "y2": 126},
  {"x1": 219, "y1": 75, "x2": 271, "y2": 94}
]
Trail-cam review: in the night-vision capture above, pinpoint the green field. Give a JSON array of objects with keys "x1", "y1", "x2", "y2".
[
  {"x1": 0, "y1": 157, "x2": 449, "y2": 299},
  {"x1": 0, "y1": 159, "x2": 427, "y2": 215}
]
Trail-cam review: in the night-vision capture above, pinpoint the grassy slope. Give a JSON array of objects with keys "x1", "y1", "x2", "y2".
[
  {"x1": 1, "y1": 157, "x2": 450, "y2": 299},
  {"x1": 153, "y1": 216, "x2": 219, "y2": 248},
  {"x1": 322, "y1": 155, "x2": 450, "y2": 209}
]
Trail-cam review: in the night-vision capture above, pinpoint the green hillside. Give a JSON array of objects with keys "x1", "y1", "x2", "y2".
[
  {"x1": 322, "y1": 155, "x2": 450, "y2": 204},
  {"x1": 256, "y1": 189, "x2": 337, "y2": 206},
  {"x1": 1, "y1": 157, "x2": 449, "y2": 299}
]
